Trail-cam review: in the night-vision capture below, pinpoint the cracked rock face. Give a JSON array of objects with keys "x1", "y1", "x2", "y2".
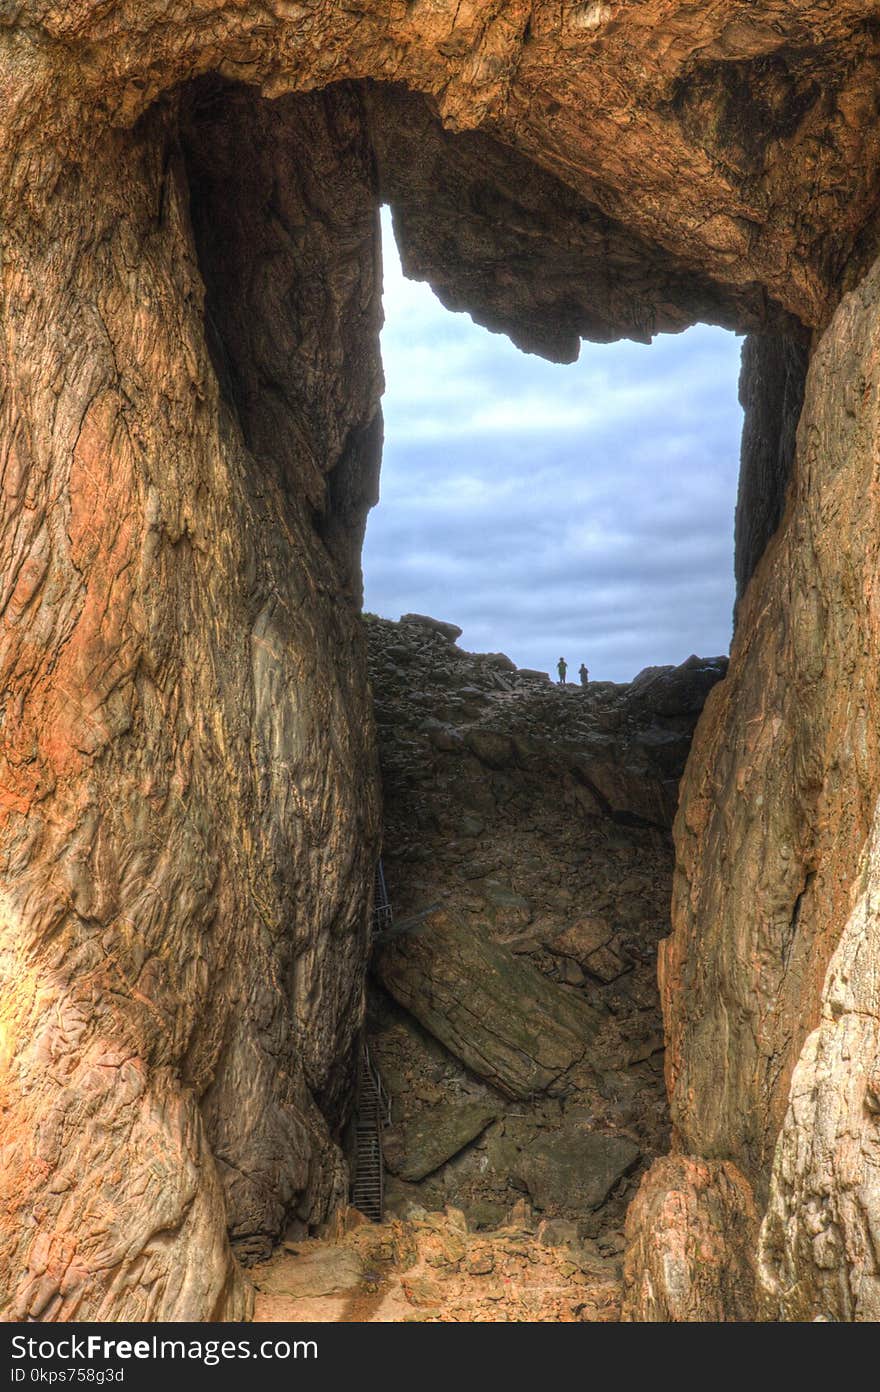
[
  {"x1": 5, "y1": 0, "x2": 880, "y2": 1322},
  {"x1": 364, "y1": 616, "x2": 721, "y2": 1245},
  {"x1": 377, "y1": 908, "x2": 605, "y2": 1100},
  {"x1": 622, "y1": 1157, "x2": 760, "y2": 1322},
  {"x1": 663, "y1": 255, "x2": 880, "y2": 1183},
  {"x1": 758, "y1": 800, "x2": 880, "y2": 1322}
]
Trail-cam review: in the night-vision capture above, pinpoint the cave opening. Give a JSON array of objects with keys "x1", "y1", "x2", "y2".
[
  {"x1": 356, "y1": 218, "x2": 761, "y2": 1240},
  {"x1": 358, "y1": 217, "x2": 750, "y2": 1238},
  {"x1": 171, "y1": 72, "x2": 809, "y2": 1281}
]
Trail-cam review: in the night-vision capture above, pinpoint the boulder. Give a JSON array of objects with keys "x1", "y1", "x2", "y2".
[
  {"x1": 400, "y1": 613, "x2": 463, "y2": 643},
  {"x1": 549, "y1": 917, "x2": 629, "y2": 983},
  {"x1": 513, "y1": 1129, "x2": 640, "y2": 1213},
  {"x1": 464, "y1": 1200, "x2": 507, "y2": 1231},
  {"x1": 383, "y1": 1102, "x2": 500, "y2": 1181},
  {"x1": 253, "y1": 1246, "x2": 364, "y2": 1299},
  {"x1": 383, "y1": 1175, "x2": 435, "y2": 1221},
  {"x1": 626, "y1": 654, "x2": 727, "y2": 718},
  {"x1": 428, "y1": 724, "x2": 465, "y2": 753},
  {"x1": 481, "y1": 878, "x2": 532, "y2": 929},
  {"x1": 536, "y1": 1218, "x2": 580, "y2": 1249},
  {"x1": 464, "y1": 728, "x2": 516, "y2": 769},
  {"x1": 376, "y1": 910, "x2": 603, "y2": 1098}
]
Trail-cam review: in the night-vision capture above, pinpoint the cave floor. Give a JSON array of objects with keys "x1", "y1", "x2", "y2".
[{"x1": 250, "y1": 1214, "x2": 622, "y2": 1322}]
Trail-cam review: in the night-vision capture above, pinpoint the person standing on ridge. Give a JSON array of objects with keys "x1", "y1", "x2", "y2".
[
  {"x1": 557, "y1": 657, "x2": 567, "y2": 684},
  {"x1": 579, "y1": 663, "x2": 589, "y2": 686}
]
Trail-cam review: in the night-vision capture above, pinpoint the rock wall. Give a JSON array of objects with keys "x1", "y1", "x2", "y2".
[
  {"x1": 758, "y1": 799, "x2": 880, "y2": 1322},
  {"x1": 666, "y1": 256, "x2": 880, "y2": 1180},
  {"x1": 734, "y1": 334, "x2": 808, "y2": 607},
  {"x1": 622, "y1": 1157, "x2": 760, "y2": 1322},
  {"x1": 628, "y1": 245, "x2": 880, "y2": 1323},
  {"x1": 0, "y1": 87, "x2": 381, "y2": 1319},
  {"x1": 7, "y1": 3, "x2": 880, "y2": 339},
  {"x1": 365, "y1": 615, "x2": 725, "y2": 1245}
]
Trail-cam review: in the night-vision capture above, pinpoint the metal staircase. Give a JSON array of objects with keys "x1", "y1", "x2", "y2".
[
  {"x1": 372, "y1": 859, "x2": 393, "y2": 937},
  {"x1": 351, "y1": 860, "x2": 444, "y2": 1218},
  {"x1": 350, "y1": 860, "x2": 394, "y2": 1221},
  {"x1": 351, "y1": 1042, "x2": 391, "y2": 1222}
]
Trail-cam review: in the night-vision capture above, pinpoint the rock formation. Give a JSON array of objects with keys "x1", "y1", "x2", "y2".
[
  {"x1": 365, "y1": 615, "x2": 724, "y2": 1243},
  {"x1": 0, "y1": 76, "x2": 384, "y2": 1322},
  {"x1": 649, "y1": 255, "x2": 880, "y2": 1321},
  {"x1": 4, "y1": 0, "x2": 880, "y2": 1322},
  {"x1": 734, "y1": 335, "x2": 808, "y2": 607},
  {"x1": 622, "y1": 1157, "x2": 760, "y2": 1322},
  {"x1": 243, "y1": 617, "x2": 723, "y2": 1321}
]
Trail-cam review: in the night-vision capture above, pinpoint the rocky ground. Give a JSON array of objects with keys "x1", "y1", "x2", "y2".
[
  {"x1": 251, "y1": 1204, "x2": 621, "y2": 1322},
  {"x1": 250, "y1": 614, "x2": 726, "y2": 1321}
]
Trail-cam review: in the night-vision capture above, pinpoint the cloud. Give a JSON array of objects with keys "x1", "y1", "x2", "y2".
[{"x1": 363, "y1": 207, "x2": 744, "y2": 683}]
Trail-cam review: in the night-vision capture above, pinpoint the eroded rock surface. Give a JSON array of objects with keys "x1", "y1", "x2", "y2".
[
  {"x1": 8, "y1": 3, "x2": 880, "y2": 336},
  {"x1": 734, "y1": 334, "x2": 808, "y2": 607},
  {"x1": 377, "y1": 910, "x2": 604, "y2": 1100},
  {"x1": 383, "y1": 1104, "x2": 500, "y2": 1185},
  {"x1": 758, "y1": 802, "x2": 880, "y2": 1322},
  {"x1": 252, "y1": 1245, "x2": 365, "y2": 1302},
  {"x1": 0, "y1": 83, "x2": 382, "y2": 1321},
  {"x1": 514, "y1": 1131, "x2": 641, "y2": 1216},
  {"x1": 663, "y1": 255, "x2": 880, "y2": 1188},
  {"x1": 622, "y1": 1157, "x2": 759, "y2": 1322},
  {"x1": 364, "y1": 615, "x2": 724, "y2": 1250},
  {"x1": 630, "y1": 212, "x2": 880, "y2": 1329}
]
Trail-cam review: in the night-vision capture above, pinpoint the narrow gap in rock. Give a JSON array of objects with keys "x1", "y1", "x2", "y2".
[{"x1": 334, "y1": 213, "x2": 747, "y2": 1321}]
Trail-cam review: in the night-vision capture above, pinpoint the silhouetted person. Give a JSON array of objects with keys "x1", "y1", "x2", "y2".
[
  {"x1": 579, "y1": 663, "x2": 589, "y2": 686},
  {"x1": 557, "y1": 657, "x2": 567, "y2": 684}
]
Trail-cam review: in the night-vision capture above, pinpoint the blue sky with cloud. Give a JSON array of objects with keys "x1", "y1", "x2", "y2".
[{"x1": 362, "y1": 208, "x2": 744, "y2": 683}]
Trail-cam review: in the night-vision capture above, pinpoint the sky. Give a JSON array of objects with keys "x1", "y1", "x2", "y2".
[{"x1": 362, "y1": 207, "x2": 745, "y2": 684}]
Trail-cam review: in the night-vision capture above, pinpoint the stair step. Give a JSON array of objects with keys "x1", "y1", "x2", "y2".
[{"x1": 352, "y1": 1036, "x2": 389, "y2": 1223}]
